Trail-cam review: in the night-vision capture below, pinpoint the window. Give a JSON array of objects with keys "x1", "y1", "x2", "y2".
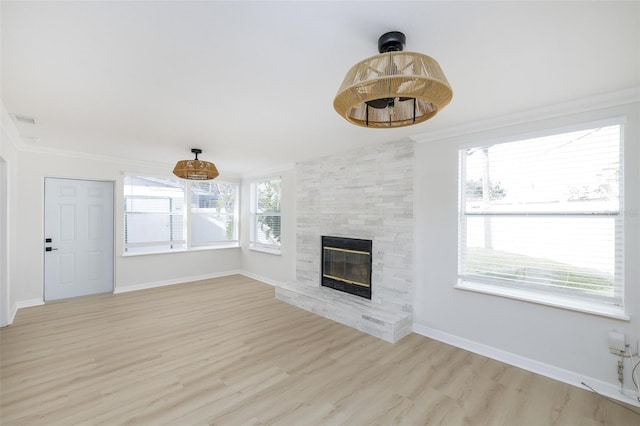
[
  {"x1": 124, "y1": 176, "x2": 238, "y2": 254},
  {"x1": 190, "y1": 181, "x2": 238, "y2": 248},
  {"x1": 458, "y1": 122, "x2": 624, "y2": 315},
  {"x1": 250, "y1": 177, "x2": 281, "y2": 253},
  {"x1": 124, "y1": 176, "x2": 185, "y2": 253}
]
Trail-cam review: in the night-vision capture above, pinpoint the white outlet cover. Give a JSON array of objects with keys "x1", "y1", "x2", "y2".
[{"x1": 608, "y1": 330, "x2": 626, "y2": 353}]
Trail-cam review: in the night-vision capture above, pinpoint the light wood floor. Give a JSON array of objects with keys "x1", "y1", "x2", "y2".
[{"x1": 1, "y1": 275, "x2": 638, "y2": 425}]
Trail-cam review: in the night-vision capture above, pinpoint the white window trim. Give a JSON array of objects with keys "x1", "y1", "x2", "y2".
[
  {"x1": 249, "y1": 243, "x2": 282, "y2": 256},
  {"x1": 249, "y1": 177, "x2": 282, "y2": 255},
  {"x1": 456, "y1": 115, "x2": 629, "y2": 319},
  {"x1": 189, "y1": 180, "x2": 239, "y2": 249},
  {"x1": 123, "y1": 174, "x2": 240, "y2": 255},
  {"x1": 455, "y1": 280, "x2": 629, "y2": 320}
]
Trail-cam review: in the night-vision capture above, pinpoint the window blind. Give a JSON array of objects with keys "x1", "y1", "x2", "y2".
[
  {"x1": 124, "y1": 176, "x2": 186, "y2": 253},
  {"x1": 124, "y1": 176, "x2": 239, "y2": 254},
  {"x1": 459, "y1": 124, "x2": 624, "y2": 307},
  {"x1": 251, "y1": 177, "x2": 282, "y2": 250},
  {"x1": 190, "y1": 181, "x2": 238, "y2": 246}
]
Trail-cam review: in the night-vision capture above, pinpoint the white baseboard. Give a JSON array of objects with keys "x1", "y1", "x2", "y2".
[
  {"x1": 8, "y1": 272, "x2": 263, "y2": 324},
  {"x1": 7, "y1": 305, "x2": 17, "y2": 326},
  {"x1": 7, "y1": 304, "x2": 17, "y2": 326},
  {"x1": 239, "y1": 270, "x2": 283, "y2": 287},
  {"x1": 113, "y1": 270, "x2": 243, "y2": 294},
  {"x1": 8, "y1": 299, "x2": 45, "y2": 325},
  {"x1": 412, "y1": 323, "x2": 640, "y2": 408}
]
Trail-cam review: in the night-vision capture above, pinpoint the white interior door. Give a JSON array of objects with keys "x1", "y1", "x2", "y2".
[{"x1": 44, "y1": 178, "x2": 114, "y2": 301}]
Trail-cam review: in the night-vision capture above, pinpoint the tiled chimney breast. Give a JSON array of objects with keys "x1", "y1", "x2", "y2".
[{"x1": 287, "y1": 140, "x2": 415, "y2": 335}]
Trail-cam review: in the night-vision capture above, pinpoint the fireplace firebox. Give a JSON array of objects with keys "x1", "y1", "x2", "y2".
[{"x1": 321, "y1": 236, "x2": 372, "y2": 299}]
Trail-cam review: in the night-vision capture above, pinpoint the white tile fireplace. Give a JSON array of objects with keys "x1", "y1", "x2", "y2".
[{"x1": 275, "y1": 140, "x2": 415, "y2": 343}]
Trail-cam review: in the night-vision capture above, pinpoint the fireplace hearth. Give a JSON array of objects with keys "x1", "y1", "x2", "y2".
[{"x1": 321, "y1": 236, "x2": 372, "y2": 299}]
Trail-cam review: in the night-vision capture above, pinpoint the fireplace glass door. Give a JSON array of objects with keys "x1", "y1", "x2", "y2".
[{"x1": 321, "y1": 236, "x2": 372, "y2": 299}]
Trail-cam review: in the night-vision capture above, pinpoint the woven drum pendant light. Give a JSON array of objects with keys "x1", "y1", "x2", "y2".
[
  {"x1": 334, "y1": 31, "x2": 453, "y2": 128},
  {"x1": 173, "y1": 148, "x2": 219, "y2": 180}
]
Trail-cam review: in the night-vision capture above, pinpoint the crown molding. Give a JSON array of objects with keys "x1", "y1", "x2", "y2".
[
  {"x1": 410, "y1": 87, "x2": 640, "y2": 144},
  {"x1": 18, "y1": 143, "x2": 175, "y2": 170},
  {"x1": 0, "y1": 103, "x2": 22, "y2": 151},
  {"x1": 20, "y1": 145, "x2": 242, "y2": 180}
]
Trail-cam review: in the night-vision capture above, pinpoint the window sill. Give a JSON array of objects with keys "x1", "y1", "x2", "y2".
[
  {"x1": 249, "y1": 244, "x2": 281, "y2": 256},
  {"x1": 455, "y1": 279, "x2": 630, "y2": 321},
  {"x1": 122, "y1": 243, "x2": 240, "y2": 257}
]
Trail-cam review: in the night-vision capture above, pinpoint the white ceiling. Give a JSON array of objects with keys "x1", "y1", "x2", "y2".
[{"x1": 2, "y1": 1, "x2": 638, "y2": 176}]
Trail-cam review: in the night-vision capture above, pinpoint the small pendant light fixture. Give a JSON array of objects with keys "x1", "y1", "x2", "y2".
[
  {"x1": 173, "y1": 148, "x2": 219, "y2": 180},
  {"x1": 334, "y1": 31, "x2": 453, "y2": 128}
]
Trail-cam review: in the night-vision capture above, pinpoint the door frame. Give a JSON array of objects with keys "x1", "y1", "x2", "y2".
[
  {"x1": 1, "y1": 157, "x2": 9, "y2": 326},
  {"x1": 43, "y1": 177, "x2": 117, "y2": 301}
]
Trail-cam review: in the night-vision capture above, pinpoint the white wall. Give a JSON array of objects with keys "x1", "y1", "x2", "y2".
[
  {"x1": 4, "y1": 90, "x2": 638, "y2": 405},
  {"x1": 4, "y1": 140, "x2": 293, "y2": 312},
  {"x1": 0, "y1": 105, "x2": 20, "y2": 325},
  {"x1": 11, "y1": 148, "x2": 242, "y2": 303},
  {"x1": 239, "y1": 167, "x2": 296, "y2": 285},
  {"x1": 413, "y1": 95, "x2": 640, "y2": 403}
]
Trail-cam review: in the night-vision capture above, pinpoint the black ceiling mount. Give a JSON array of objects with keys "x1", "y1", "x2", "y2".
[
  {"x1": 363, "y1": 31, "x2": 416, "y2": 125},
  {"x1": 378, "y1": 31, "x2": 406, "y2": 53},
  {"x1": 191, "y1": 148, "x2": 202, "y2": 159}
]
